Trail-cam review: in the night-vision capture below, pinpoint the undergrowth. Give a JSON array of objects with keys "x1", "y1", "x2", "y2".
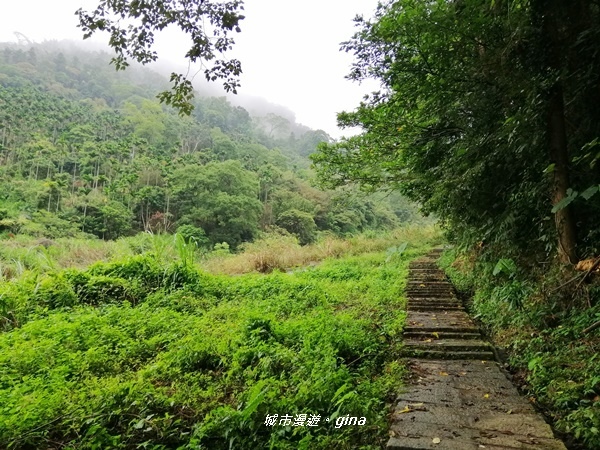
[
  {"x1": 0, "y1": 225, "x2": 440, "y2": 280},
  {"x1": 0, "y1": 236, "x2": 436, "y2": 449},
  {"x1": 439, "y1": 249, "x2": 600, "y2": 449},
  {"x1": 206, "y1": 224, "x2": 440, "y2": 275}
]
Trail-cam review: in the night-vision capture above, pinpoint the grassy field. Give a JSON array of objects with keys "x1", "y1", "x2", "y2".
[
  {"x1": 0, "y1": 225, "x2": 440, "y2": 279},
  {"x1": 0, "y1": 226, "x2": 440, "y2": 449}
]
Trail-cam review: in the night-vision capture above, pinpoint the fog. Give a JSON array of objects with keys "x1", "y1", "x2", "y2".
[{"x1": 0, "y1": 0, "x2": 381, "y2": 137}]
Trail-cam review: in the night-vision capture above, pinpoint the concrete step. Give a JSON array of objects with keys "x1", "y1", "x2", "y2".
[
  {"x1": 407, "y1": 281, "x2": 452, "y2": 286},
  {"x1": 404, "y1": 325, "x2": 479, "y2": 333},
  {"x1": 408, "y1": 298, "x2": 460, "y2": 302},
  {"x1": 408, "y1": 277, "x2": 448, "y2": 282},
  {"x1": 404, "y1": 339, "x2": 492, "y2": 353},
  {"x1": 408, "y1": 305, "x2": 464, "y2": 312},
  {"x1": 407, "y1": 292, "x2": 454, "y2": 296},
  {"x1": 406, "y1": 286, "x2": 454, "y2": 290},
  {"x1": 409, "y1": 261, "x2": 438, "y2": 266},
  {"x1": 404, "y1": 330, "x2": 482, "y2": 340},
  {"x1": 408, "y1": 297, "x2": 459, "y2": 302},
  {"x1": 408, "y1": 276, "x2": 444, "y2": 279},
  {"x1": 406, "y1": 290, "x2": 454, "y2": 295},
  {"x1": 402, "y1": 349, "x2": 496, "y2": 360},
  {"x1": 406, "y1": 292, "x2": 456, "y2": 298},
  {"x1": 407, "y1": 285, "x2": 453, "y2": 290},
  {"x1": 408, "y1": 300, "x2": 462, "y2": 305},
  {"x1": 408, "y1": 300, "x2": 462, "y2": 307}
]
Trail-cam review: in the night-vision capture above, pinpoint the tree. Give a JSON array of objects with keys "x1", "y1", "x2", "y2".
[
  {"x1": 170, "y1": 160, "x2": 262, "y2": 247},
  {"x1": 312, "y1": 0, "x2": 600, "y2": 264},
  {"x1": 276, "y1": 209, "x2": 317, "y2": 245},
  {"x1": 77, "y1": 0, "x2": 245, "y2": 114}
]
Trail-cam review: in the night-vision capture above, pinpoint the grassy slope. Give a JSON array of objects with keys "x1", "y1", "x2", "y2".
[{"x1": 0, "y1": 228, "x2": 440, "y2": 449}]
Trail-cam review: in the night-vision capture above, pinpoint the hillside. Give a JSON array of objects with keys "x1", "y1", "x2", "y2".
[{"x1": 0, "y1": 41, "x2": 420, "y2": 252}]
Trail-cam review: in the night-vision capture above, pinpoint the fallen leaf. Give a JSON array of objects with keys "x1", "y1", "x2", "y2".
[
  {"x1": 425, "y1": 339, "x2": 433, "y2": 342},
  {"x1": 433, "y1": 332, "x2": 440, "y2": 338},
  {"x1": 432, "y1": 437, "x2": 441, "y2": 444},
  {"x1": 484, "y1": 393, "x2": 490, "y2": 399},
  {"x1": 439, "y1": 372, "x2": 449, "y2": 376},
  {"x1": 506, "y1": 409, "x2": 512, "y2": 414}
]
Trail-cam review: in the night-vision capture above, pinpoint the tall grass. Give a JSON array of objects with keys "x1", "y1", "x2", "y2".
[
  {"x1": 0, "y1": 233, "x2": 185, "y2": 280},
  {"x1": 205, "y1": 224, "x2": 442, "y2": 275},
  {"x1": 0, "y1": 239, "x2": 430, "y2": 449},
  {"x1": 0, "y1": 224, "x2": 442, "y2": 280}
]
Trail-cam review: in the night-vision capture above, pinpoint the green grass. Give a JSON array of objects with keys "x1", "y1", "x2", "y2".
[{"x1": 0, "y1": 237, "x2": 435, "y2": 449}]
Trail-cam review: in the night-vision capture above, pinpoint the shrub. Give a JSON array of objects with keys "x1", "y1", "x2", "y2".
[
  {"x1": 77, "y1": 275, "x2": 138, "y2": 305},
  {"x1": 34, "y1": 274, "x2": 78, "y2": 308},
  {"x1": 176, "y1": 224, "x2": 210, "y2": 247},
  {"x1": 276, "y1": 209, "x2": 318, "y2": 245}
]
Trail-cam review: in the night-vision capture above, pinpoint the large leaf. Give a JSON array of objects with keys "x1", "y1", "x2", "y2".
[
  {"x1": 580, "y1": 185, "x2": 599, "y2": 201},
  {"x1": 551, "y1": 190, "x2": 578, "y2": 213}
]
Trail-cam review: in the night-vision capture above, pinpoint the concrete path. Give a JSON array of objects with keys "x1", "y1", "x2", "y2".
[{"x1": 387, "y1": 249, "x2": 567, "y2": 450}]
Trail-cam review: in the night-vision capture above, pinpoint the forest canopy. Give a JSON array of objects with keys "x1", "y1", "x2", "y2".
[
  {"x1": 0, "y1": 41, "x2": 419, "y2": 248},
  {"x1": 312, "y1": 0, "x2": 600, "y2": 265}
]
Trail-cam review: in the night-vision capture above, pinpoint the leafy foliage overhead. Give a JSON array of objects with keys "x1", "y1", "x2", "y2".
[
  {"x1": 77, "y1": 0, "x2": 245, "y2": 114},
  {"x1": 313, "y1": 0, "x2": 600, "y2": 263}
]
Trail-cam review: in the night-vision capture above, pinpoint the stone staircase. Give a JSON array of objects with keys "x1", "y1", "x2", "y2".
[
  {"x1": 402, "y1": 249, "x2": 495, "y2": 361},
  {"x1": 387, "y1": 249, "x2": 567, "y2": 450}
]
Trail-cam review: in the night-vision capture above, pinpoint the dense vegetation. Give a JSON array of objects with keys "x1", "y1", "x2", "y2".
[
  {"x1": 0, "y1": 41, "x2": 416, "y2": 254},
  {"x1": 311, "y1": 1, "x2": 600, "y2": 448},
  {"x1": 0, "y1": 37, "x2": 439, "y2": 450},
  {"x1": 3, "y1": 0, "x2": 598, "y2": 447},
  {"x1": 314, "y1": 0, "x2": 600, "y2": 264},
  {"x1": 0, "y1": 226, "x2": 439, "y2": 449}
]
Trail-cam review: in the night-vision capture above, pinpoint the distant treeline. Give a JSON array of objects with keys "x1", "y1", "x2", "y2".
[{"x1": 0, "y1": 42, "x2": 420, "y2": 247}]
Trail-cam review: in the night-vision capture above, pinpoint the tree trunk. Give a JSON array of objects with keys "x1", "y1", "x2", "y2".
[
  {"x1": 548, "y1": 85, "x2": 577, "y2": 263},
  {"x1": 538, "y1": 0, "x2": 579, "y2": 264}
]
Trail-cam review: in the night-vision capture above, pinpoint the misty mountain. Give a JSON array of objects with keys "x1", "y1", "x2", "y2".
[{"x1": 0, "y1": 40, "x2": 416, "y2": 245}]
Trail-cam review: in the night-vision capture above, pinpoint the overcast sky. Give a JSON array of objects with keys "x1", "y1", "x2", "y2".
[{"x1": 0, "y1": 0, "x2": 380, "y2": 137}]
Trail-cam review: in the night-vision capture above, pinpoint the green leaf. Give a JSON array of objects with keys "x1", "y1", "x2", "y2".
[
  {"x1": 397, "y1": 242, "x2": 408, "y2": 255},
  {"x1": 241, "y1": 381, "x2": 268, "y2": 420},
  {"x1": 580, "y1": 185, "x2": 599, "y2": 201},
  {"x1": 543, "y1": 163, "x2": 556, "y2": 174},
  {"x1": 551, "y1": 191, "x2": 578, "y2": 213},
  {"x1": 493, "y1": 258, "x2": 517, "y2": 276}
]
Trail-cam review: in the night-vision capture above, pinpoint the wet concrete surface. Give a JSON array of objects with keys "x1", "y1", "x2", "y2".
[{"x1": 387, "y1": 250, "x2": 567, "y2": 450}]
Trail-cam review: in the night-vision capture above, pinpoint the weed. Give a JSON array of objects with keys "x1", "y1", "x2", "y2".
[{"x1": 0, "y1": 232, "x2": 435, "y2": 449}]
